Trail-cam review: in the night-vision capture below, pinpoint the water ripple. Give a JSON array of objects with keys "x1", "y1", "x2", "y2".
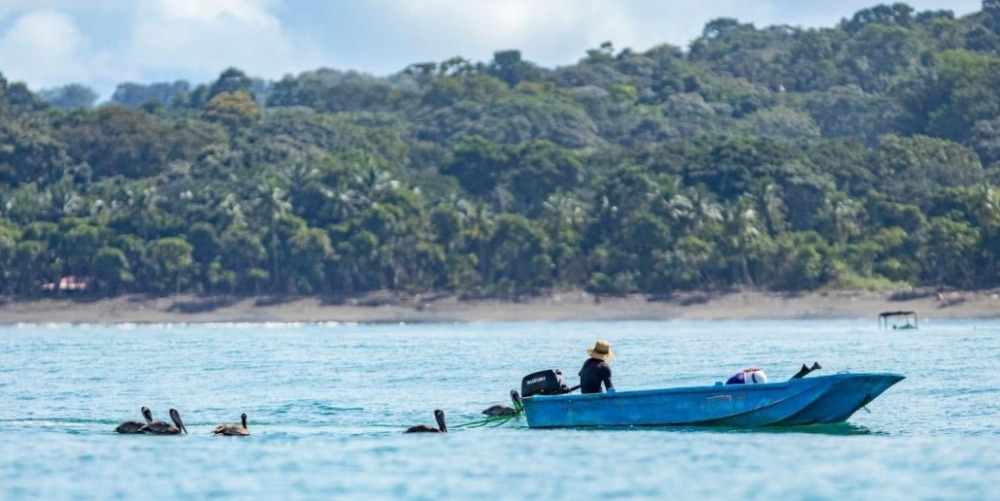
[{"x1": 1, "y1": 320, "x2": 998, "y2": 499}]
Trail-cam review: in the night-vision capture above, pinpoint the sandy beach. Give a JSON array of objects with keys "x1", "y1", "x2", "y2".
[{"x1": 1, "y1": 288, "x2": 998, "y2": 324}]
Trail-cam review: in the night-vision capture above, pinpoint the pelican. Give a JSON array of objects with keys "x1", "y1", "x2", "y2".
[
  {"x1": 405, "y1": 409, "x2": 447, "y2": 433},
  {"x1": 481, "y1": 404, "x2": 517, "y2": 417},
  {"x1": 115, "y1": 406, "x2": 153, "y2": 434},
  {"x1": 140, "y1": 408, "x2": 188, "y2": 435},
  {"x1": 212, "y1": 413, "x2": 250, "y2": 436}
]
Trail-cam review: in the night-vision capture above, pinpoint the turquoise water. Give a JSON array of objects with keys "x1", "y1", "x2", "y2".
[{"x1": 2, "y1": 319, "x2": 999, "y2": 500}]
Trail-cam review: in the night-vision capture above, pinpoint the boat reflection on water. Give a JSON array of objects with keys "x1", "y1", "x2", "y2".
[{"x1": 549, "y1": 422, "x2": 884, "y2": 436}]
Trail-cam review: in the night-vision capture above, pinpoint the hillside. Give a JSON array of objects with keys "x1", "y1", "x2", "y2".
[{"x1": 1, "y1": 2, "x2": 999, "y2": 300}]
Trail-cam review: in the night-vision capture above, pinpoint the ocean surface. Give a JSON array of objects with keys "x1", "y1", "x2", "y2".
[{"x1": 1, "y1": 318, "x2": 998, "y2": 500}]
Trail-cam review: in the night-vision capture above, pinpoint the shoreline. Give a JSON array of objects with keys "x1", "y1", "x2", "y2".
[{"x1": 1, "y1": 289, "x2": 998, "y2": 325}]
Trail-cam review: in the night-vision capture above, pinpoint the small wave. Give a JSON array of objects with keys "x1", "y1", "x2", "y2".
[
  {"x1": 270, "y1": 402, "x2": 365, "y2": 417},
  {"x1": 0, "y1": 417, "x2": 114, "y2": 427},
  {"x1": 3, "y1": 320, "x2": 365, "y2": 330},
  {"x1": 12, "y1": 322, "x2": 79, "y2": 329}
]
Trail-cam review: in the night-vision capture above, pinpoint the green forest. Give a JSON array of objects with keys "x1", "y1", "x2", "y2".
[{"x1": 2, "y1": 2, "x2": 1000, "y2": 299}]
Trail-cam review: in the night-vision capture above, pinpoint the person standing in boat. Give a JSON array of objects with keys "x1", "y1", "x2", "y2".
[{"x1": 579, "y1": 340, "x2": 615, "y2": 394}]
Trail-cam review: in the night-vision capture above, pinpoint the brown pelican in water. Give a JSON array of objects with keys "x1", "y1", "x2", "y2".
[
  {"x1": 212, "y1": 413, "x2": 250, "y2": 436},
  {"x1": 115, "y1": 406, "x2": 153, "y2": 434},
  {"x1": 405, "y1": 409, "x2": 447, "y2": 433},
  {"x1": 481, "y1": 404, "x2": 517, "y2": 417},
  {"x1": 140, "y1": 408, "x2": 188, "y2": 435}
]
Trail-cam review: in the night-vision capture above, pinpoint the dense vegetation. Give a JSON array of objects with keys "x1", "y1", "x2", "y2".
[{"x1": 3, "y1": 2, "x2": 1000, "y2": 299}]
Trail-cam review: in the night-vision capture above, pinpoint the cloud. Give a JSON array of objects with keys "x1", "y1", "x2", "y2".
[
  {"x1": 293, "y1": 0, "x2": 654, "y2": 74},
  {"x1": 295, "y1": 0, "x2": 981, "y2": 76},
  {"x1": 387, "y1": 1, "x2": 603, "y2": 64},
  {"x1": 0, "y1": 10, "x2": 90, "y2": 88},
  {"x1": 125, "y1": 0, "x2": 323, "y2": 84},
  {"x1": 0, "y1": 0, "x2": 323, "y2": 97},
  {"x1": 359, "y1": 0, "x2": 983, "y2": 70},
  {"x1": 0, "y1": 0, "x2": 988, "y2": 100}
]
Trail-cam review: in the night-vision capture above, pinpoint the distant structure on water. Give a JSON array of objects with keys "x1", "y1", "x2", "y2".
[{"x1": 878, "y1": 310, "x2": 918, "y2": 330}]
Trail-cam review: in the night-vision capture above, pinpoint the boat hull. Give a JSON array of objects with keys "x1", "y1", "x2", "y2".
[{"x1": 521, "y1": 373, "x2": 905, "y2": 428}]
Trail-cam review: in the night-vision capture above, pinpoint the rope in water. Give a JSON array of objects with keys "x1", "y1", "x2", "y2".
[
  {"x1": 450, "y1": 397, "x2": 525, "y2": 429},
  {"x1": 450, "y1": 414, "x2": 516, "y2": 429}
]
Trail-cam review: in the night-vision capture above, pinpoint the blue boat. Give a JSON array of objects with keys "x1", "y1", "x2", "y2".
[{"x1": 518, "y1": 372, "x2": 905, "y2": 428}]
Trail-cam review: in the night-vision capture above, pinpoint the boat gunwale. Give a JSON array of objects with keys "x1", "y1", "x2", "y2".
[
  {"x1": 519, "y1": 372, "x2": 905, "y2": 428},
  {"x1": 521, "y1": 372, "x2": 905, "y2": 404}
]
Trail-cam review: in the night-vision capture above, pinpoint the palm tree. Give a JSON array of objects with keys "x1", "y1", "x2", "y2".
[
  {"x1": 721, "y1": 196, "x2": 762, "y2": 288},
  {"x1": 831, "y1": 197, "x2": 863, "y2": 247},
  {"x1": 126, "y1": 184, "x2": 164, "y2": 241},
  {"x1": 251, "y1": 183, "x2": 291, "y2": 291}
]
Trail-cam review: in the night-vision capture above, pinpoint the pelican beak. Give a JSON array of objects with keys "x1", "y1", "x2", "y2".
[{"x1": 170, "y1": 409, "x2": 188, "y2": 434}]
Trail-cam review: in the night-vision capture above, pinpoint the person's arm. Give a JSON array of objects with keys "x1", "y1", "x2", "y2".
[{"x1": 603, "y1": 365, "x2": 614, "y2": 393}]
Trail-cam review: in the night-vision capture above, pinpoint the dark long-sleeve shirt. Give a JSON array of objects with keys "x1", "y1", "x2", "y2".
[{"x1": 579, "y1": 358, "x2": 613, "y2": 394}]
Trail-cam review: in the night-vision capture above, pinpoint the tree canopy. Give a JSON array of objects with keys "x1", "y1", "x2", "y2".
[{"x1": 4, "y1": 2, "x2": 1000, "y2": 299}]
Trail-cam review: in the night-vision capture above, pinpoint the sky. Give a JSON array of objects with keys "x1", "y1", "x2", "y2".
[{"x1": 0, "y1": 0, "x2": 984, "y2": 100}]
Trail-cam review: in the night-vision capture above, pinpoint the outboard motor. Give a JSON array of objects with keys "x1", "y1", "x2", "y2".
[{"x1": 521, "y1": 369, "x2": 572, "y2": 397}]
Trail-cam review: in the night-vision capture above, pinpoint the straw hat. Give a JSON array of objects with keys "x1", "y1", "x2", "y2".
[{"x1": 587, "y1": 340, "x2": 615, "y2": 361}]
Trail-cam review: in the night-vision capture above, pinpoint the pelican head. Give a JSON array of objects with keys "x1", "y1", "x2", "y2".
[
  {"x1": 212, "y1": 412, "x2": 250, "y2": 436},
  {"x1": 143, "y1": 408, "x2": 188, "y2": 435},
  {"x1": 434, "y1": 409, "x2": 447, "y2": 433},
  {"x1": 115, "y1": 406, "x2": 154, "y2": 434},
  {"x1": 405, "y1": 409, "x2": 447, "y2": 433},
  {"x1": 169, "y1": 408, "x2": 189, "y2": 434}
]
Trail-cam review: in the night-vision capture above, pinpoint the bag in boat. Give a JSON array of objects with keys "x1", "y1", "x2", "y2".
[
  {"x1": 726, "y1": 368, "x2": 768, "y2": 385},
  {"x1": 521, "y1": 369, "x2": 572, "y2": 397}
]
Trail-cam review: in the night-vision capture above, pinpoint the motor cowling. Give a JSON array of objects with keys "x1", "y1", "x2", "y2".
[{"x1": 521, "y1": 369, "x2": 571, "y2": 397}]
